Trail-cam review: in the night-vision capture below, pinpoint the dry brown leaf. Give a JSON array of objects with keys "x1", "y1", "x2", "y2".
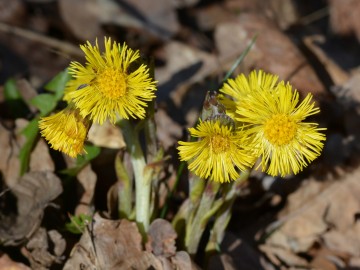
[
  {"x1": 64, "y1": 215, "x2": 193, "y2": 270},
  {"x1": 267, "y1": 0, "x2": 299, "y2": 29},
  {"x1": 259, "y1": 245, "x2": 309, "y2": 268},
  {"x1": 146, "y1": 219, "x2": 194, "y2": 270},
  {"x1": 74, "y1": 164, "x2": 97, "y2": 215},
  {"x1": 208, "y1": 232, "x2": 273, "y2": 270},
  {"x1": 0, "y1": 122, "x2": 21, "y2": 187},
  {"x1": 0, "y1": 253, "x2": 31, "y2": 270},
  {"x1": 0, "y1": 171, "x2": 62, "y2": 245},
  {"x1": 329, "y1": 0, "x2": 360, "y2": 42},
  {"x1": 114, "y1": 0, "x2": 179, "y2": 39},
  {"x1": 349, "y1": 256, "x2": 360, "y2": 268},
  {"x1": 214, "y1": 13, "x2": 326, "y2": 96},
  {"x1": 88, "y1": 121, "x2": 126, "y2": 149},
  {"x1": 322, "y1": 222, "x2": 360, "y2": 256},
  {"x1": 303, "y1": 35, "x2": 350, "y2": 86},
  {"x1": 225, "y1": 0, "x2": 299, "y2": 30},
  {"x1": 29, "y1": 138, "x2": 55, "y2": 173},
  {"x1": 263, "y1": 166, "x2": 360, "y2": 254},
  {"x1": 170, "y1": 251, "x2": 193, "y2": 270},
  {"x1": 59, "y1": 0, "x2": 179, "y2": 41},
  {"x1": 0, "y1": 0, "x2": 25, "y2": 25},
  {"x1": 331, "y1": 71, "x2": 360, "y2": 105},
  {"x1": 58, "y1": 0, "x2": 106, "y2": 40},
  {"x1": 155, "y1": 108, "x2": 182, "y2": 150},
  {"x1": 195, "y1": 4, "x2": 236, "y2": 32},
  {"x1": 23, "y1": 228, "x2": 66, "y2": 269},
  {"x1": 63, "y1": 214, "x2": 151, "y2": 269},
  {"x1": 147, "y1": 219, "x2": 177, "y2": 257},
  {"x1": 155, "y1": 41, "x2": 218, "y2": 105},
  {"x1": 309, "y1": 246, "x2": 349, "y2": 270}
]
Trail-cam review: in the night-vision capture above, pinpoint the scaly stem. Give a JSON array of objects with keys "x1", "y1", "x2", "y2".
[
  {"x1": 120, "y1": 119, "x2": 152, "y2": 234},
  {"x1": 205, "y1": 170, "x2": 251, "y2": 257},
  {"x1": 185, "y1": 181, "x2": 220, "y2": 255}
]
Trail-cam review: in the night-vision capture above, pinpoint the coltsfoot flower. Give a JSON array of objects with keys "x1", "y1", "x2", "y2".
[
  {"x1": 39, "y1": 105, "x2": 91, "y2": 157},
  {"x1": 178, "y1": 119, "x2": 254, "y2": 183},
  {"x1": 64, "y1": 37, "x2": 157, "y2": 124},
  {"x1": 236, "y1": 81, "x2": 326, "y2": 176},
  {"x1": 220, "y1": 70, "x2": 279, "y2": 119}
]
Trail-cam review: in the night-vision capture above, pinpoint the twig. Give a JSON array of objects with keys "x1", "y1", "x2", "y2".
[{"x1": 0, "y1": 22, "x2": 83, "y2": 58}]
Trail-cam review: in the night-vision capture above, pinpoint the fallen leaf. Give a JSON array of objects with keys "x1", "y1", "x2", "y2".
[
  {"x1": 87, "y1": 121, "x2": 126, "y2": 149},
  {"x1": 259, "y1": 244, "x2": 309, "y2": 268},
  {"x1": 155, "y1": 41, "x2": 217, "y2": 105},
  {"x1": 59, "y1": 0, "x2": 179, "y2": 41},
  {"x1": 155, "y1": 108, "x2": 182, "y2": 150},
  {"x1": 309, "y1": 246, "x2": 349, "y2": 270},
  {"x1": 63, "y1": 214, "x2": 152, "y2": 269},
  {"x1": 303, "y1": 35, "x2": 350, "y2": 86},
  {"x1": 147, "y1": 219, "x2": 177, "y2": 257},
  {"x1": 263, "y1": 166, "x2": 360, "y2": 253},
  {"x1": 0, "y1": 122, "x2": 21, "y2": 188},
  {"x1": 214, "y1": 13, "x2": 326, "y2": 96},
  {"x1": 0, "y1": 253, "x2": 31, "y2": 270},
  {"x1": 322, "y1": 222, "x2": 360, "y2": 256},
  {"x1": 0, "y1": 0, "x2": 25, "y2": 25},
  {"x1": 0, "y1": 171, "x2": 63, "y2": 245},
  {"x1": 74, "y1": 163, "x2": 97, "y2": 215},
  {"x1": 23, "y1": 228, "x2": 66, "y2": 269},
  {"x1": 169, "y1": 251, "x2": 193, "y2": 270},
  {"x1": 329, "y1": 0, "x2": 360, "y2": 42},
  {"x1": 113, "y1": 0, "x2": 179, "y2": 40},
  {"x1": 208, "y1": 232, "x2": 273, "y2": 270},
  {"x1": 29, "y1": 138, "x2": 55, "y2": 173}
]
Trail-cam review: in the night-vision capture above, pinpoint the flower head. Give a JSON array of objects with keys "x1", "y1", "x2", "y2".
[
  {"x1": 39, "y1": 105, "x2": 91, "y2": 157},
  {"x1": 178, "y1": 120, "x2": 254, "y2": 183},
  {"x1": 236, "y1": 82, "x2": 326, "y2": 176},
  {"x1": 64, "y1": 37, "x2": 157, "y2": 124},
  {"x1": 220, "y1": 70, "x2": 279, "y2": 118}
]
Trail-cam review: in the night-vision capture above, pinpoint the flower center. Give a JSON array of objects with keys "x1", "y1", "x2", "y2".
[
  {"x1": 96, "y1": 68, "x2": 127, "y2": 99},
  {"x1": 264, "y1": 114, "x2": 297, "y2": 146},
  {"x1": 210, "y1": 134, "x2": 230, "y2": 154}
]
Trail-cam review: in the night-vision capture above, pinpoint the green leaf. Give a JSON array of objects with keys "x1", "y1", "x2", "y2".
[
  {"x1": 4, "y1": 78, "x2": 21, "y2": 100},
  {"x1": 65, "y1": 214, "x2": 92, "y2": 234},
  {"x1": 44, "y1": 69, "x2": 72, "y2": 100},
  {"x1": 77, "y1": 145, "x2": 101, "y2": 163},
  {"x1": 19, "y1": 118, "x2": 40, "y2": 175},
  {"x1": 3, "y1": 78, "x2": 30, "y2": 118},
  {"x1": 30, "y1": 94, "x2": 57, "y2": 116}
]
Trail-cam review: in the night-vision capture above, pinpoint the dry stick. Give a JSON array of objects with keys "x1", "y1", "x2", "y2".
[{"x1": 0, "y1": 22, "x2": 83, "y2": 58}]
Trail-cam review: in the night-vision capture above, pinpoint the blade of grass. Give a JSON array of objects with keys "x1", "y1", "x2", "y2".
[{"x1": 222, "y1": 33, "x2": 258, "y2": 82}]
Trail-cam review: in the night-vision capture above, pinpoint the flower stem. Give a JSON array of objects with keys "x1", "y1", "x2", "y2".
[
  {"x1": 185, "y1": 181, "x2": 220, "y2": 255},
  {"x1": 120, "y1": 119, "x2": 152, "y2": 234}
]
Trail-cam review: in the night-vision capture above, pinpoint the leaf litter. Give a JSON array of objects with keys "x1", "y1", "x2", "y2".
[{"x1": 1, "y1": 0, "x2": 360, "y2": 269}]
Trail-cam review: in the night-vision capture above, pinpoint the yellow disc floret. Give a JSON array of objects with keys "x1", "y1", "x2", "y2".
[
  {"x1": 96, "y1": 68, "x2": 127, "y2": 99},
  {"x1": 210, "y1": 134, "x2": 230, "y2": 154},
  {"x1": 264, "y1": 114, "x2": 297, "y2": 146}
]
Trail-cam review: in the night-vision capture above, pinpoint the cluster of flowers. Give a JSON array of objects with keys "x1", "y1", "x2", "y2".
[
  {"x1": 39, "y1": 37, "x2": 326, "y2": 182},
  {"x1": 178, "y1": 70, "x2": 326, "y2": 182},
  {"x1": 39, "y1": 38, "x2": 157, "y2": 157}
]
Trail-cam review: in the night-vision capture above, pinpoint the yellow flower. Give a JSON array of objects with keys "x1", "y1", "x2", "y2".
[
  {"x1": 178, "y1": 120, "x2": 254, "y2": 183},
  {"x1": 64, "y1": 37, "x2": 157, "y2": 124},
  {"x1": 39, "y1": 105, "x2": 91, "y2": 157},
  {"x1": 220, "y1": 70, "x2": 279, "y2": 119},
  {"x1": 236, "y1": 82, "x2": 326, "y2": 176}
]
